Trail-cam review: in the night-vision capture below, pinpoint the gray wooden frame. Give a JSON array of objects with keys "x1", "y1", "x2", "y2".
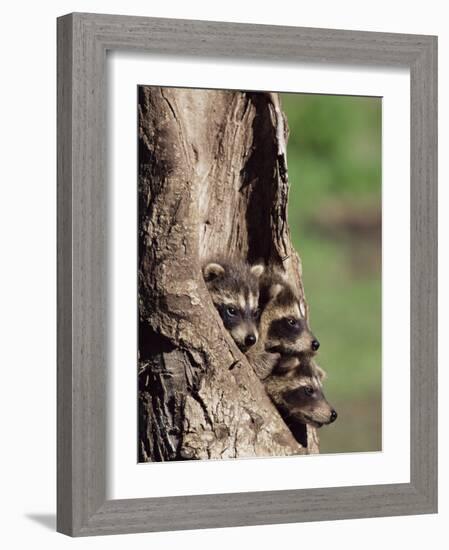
[{"x1": 57, "y1": 12, "x2": 438, "y2": 537}]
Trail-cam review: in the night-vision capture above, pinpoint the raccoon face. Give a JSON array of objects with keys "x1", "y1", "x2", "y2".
[
  {"x1": 216, "y1": 300, "x2": 260, "y2": 351},
  {"x1": 279, "y1": 375, "x2": 337, "y2": 428},
  {"x1": 264, "y1": 295, "x2": 320, "y2": 357},
  {"x1": 258, "y1": 275, "x2": 319, "y2": 357},
  {"x1": 203, "y1": 259, "x2": 264, "y2": 352}
]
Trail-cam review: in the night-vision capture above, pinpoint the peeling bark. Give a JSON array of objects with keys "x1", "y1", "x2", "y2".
[{"x1": 138, "y1": 87, "x2": 319, "y2": 461}]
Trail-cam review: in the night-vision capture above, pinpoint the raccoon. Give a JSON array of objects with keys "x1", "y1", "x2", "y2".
[
  {"x1": 248, "y1": 346, "x2": 337, "y2": 428},
  {"x1": 202, "y1": 258, "x2": 264, "y2": 352},
  {"x1": 255, "y1": 269, "x2": 320, "y2": 361},
  {"x1": 246, "y1": 267, "x2": 336, "y2": 430},
  {"x1": 265, "y1": 357, "x2": 337, "y2": 428}
]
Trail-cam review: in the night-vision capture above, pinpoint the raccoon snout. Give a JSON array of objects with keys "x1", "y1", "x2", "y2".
[
  {"x1": 330, "y1": 409, "x2": 338, "y2": 423},
  {"x1": 311, "y1": 339, "x2": 320, "y2": 351},
  {"x1": 245, "y1": 334, "x2": 257, "y2": 347}
]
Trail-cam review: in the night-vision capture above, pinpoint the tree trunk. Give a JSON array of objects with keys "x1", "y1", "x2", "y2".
[{"x1": 138, "y1": 86, "x2": 319, "y2": 462}]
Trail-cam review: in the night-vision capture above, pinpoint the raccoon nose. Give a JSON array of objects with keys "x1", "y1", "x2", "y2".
[
  {"x1": 245, "y1": 334, "x2": 256, "y2": 347},
  {"x1": 311, "y1": 339, "x2": 320, "y2": 351},
  {"x1": 330, "y1": 410, "x2": 338, "y2": 423}
]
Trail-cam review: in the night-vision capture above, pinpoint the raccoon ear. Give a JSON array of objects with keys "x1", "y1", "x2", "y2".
[
  {"x1": 269, "y1": 283, "x2": 284, "y2": 300},
  {"x1": 250, "y1": 264, "x2": 264, "y2": 278},
  {"x1": 203, "y1": 262, "x2": 225, "y2": 281}
]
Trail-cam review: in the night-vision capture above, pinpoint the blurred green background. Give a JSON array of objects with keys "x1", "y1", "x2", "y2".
[{"x1": 281, "y1": 93, "x2": 382, "y2": 454}]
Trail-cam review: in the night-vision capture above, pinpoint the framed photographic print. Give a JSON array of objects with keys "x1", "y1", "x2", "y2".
[{"x1": 57, "y1": 13, "x2": 437, "y2": 536}]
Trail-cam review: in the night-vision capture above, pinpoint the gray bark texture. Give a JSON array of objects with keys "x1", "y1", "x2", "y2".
[{"x1": 138, "y1": 86, "x2": 319, "y2": 462}]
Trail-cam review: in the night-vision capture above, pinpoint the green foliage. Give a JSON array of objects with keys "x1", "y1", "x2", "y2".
[
  {"x1": 283, "y1": 93, "x2": 381, "y2": 208},
  {"x1": 281, "y1": 93, "x2": 382, "y2": 453}
]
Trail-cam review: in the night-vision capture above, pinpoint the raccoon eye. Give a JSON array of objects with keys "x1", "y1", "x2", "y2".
[
  {"x1": 286, "y1": 317, "x2": 298, "y2": 326},
  {"x1": 226, "y1": 305, "x2": 238, "y2": 316},
  {"x1": 304, "y1": 386, "x2": 314, "y2": 396}
]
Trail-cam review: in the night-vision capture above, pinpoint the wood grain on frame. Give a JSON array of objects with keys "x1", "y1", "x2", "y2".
[{"x1": 57, "y1": 12, "x2": 437, "y2": 536}]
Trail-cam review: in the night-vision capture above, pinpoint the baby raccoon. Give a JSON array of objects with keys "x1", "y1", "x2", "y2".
[
  {"x1": 202, "y1": 258, "x2": 264, "y2": 352},
  {"x1": 258, "y1": 270, "x2": 320, "y2": 358},
  {"x1": 246, "y1": 267, "x2": 336, "y2": 431},
  {"x1": 265, "y1": 357, "x2": 337, "y2": 428}
]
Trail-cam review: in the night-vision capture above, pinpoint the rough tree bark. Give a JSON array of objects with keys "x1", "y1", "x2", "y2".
[{"x1": 138, "y1": 86, "x2": 319, "y2": 462}]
